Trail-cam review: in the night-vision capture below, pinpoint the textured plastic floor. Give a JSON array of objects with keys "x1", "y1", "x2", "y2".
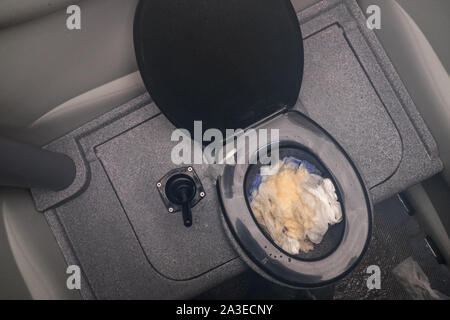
[
  {"x1": 334, "y1": 196, "x2": 450, "y2": 299},
  {"x1": 31, "y1": 0, "x2": 443, "y2": 299}
]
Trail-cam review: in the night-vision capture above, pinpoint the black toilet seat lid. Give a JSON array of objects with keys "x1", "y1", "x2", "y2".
[
  {"x1": 134, "y1": 0, "x2": 303, "y2": 136},
  {"x1": 217, "y1": 111, "x2": 373, "y2": 288}
]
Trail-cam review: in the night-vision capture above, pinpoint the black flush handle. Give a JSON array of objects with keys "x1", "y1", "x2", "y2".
[
  {"x1": 165, "y1": 174, "x2": 197, "y2": 227},
  {"x1": 157, "y1": 166, "x2": 205, "y2": 228}
]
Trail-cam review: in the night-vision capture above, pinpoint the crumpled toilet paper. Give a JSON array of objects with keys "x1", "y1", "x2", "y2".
[
  {"x1": 250, "y1": 157, "x2": 342, "y2": 254},
  {"x1": 393, "y1": 257, "x2": 449, "y2": 300}
]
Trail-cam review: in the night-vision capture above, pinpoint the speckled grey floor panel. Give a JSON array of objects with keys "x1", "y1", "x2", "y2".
[
  {"x1": 32, "y1": 0, "x2": 443, "y2": 299},
  {"x1": 334, "y1": 196, "x2": 450, "y2": 300}
]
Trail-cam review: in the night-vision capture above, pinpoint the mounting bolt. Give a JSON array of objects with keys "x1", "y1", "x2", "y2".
[
  {"x1": 168, "y1": 207, "x2": 174, "y2": 213},
  {"x1": 187, "y1": 166, "x2": 193, "y2": 172},
  {"x1": 200, "y1": 192, "x2": 205, "y2": 197},
  {"x1": 156, "y1": 182, "x2": 162, "y2": 188}
]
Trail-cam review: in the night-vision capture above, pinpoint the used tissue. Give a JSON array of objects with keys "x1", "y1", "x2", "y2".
[{"x1": 250, "y1": 157, "x2": 342, "y2": 254}]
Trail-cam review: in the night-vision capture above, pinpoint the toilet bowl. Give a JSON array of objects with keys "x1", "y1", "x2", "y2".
[
  {"x1": 134, "y1": 0, "x2": 372, "y2": 288},
  {"x1": 217, "y1": 111, "x2": 372, "y2": 287}
]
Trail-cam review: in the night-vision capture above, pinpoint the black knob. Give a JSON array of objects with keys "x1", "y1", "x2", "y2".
[{"x1": 165, "y1": 174, "x2": 196, "y2": 227}]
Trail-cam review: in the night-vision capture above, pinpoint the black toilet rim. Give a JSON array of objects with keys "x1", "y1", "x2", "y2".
[{"x1": 217, "y1": 110, "x2": 373, "y2": 288}]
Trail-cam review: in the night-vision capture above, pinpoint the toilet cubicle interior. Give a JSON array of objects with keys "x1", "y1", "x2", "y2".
[{"x1": 0, "y1": 0, "x2": 449, "y2": 299}]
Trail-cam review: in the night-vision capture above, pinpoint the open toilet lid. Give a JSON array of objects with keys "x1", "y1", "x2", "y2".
[{"x1": 134, "y1": 0, "x2": 304, "y2": 136}]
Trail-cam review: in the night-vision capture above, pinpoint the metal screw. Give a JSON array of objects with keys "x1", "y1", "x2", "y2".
[
  {"x1": 200, "y1": 192, "x2": 205, "y2": 197},
  {"x1": 168, "y1": 207, "x2": 174, "y2": 213},
  {"x1": 187, "y1": 167, "x2": 193, "y2": 172},
  {"x1": 156, "y1": 182, "x2": 162, "y2": 188}
]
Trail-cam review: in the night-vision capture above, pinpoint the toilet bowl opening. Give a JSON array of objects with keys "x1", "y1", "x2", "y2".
[{"x1": 244, "y1": 141, "x2": 346, "y2": 261}]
